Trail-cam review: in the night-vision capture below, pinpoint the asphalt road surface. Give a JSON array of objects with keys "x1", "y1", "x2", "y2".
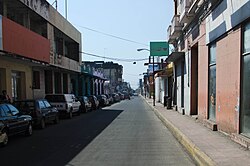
[{"x1": 0, "y1": 96, "x2": 195, "y2": 166}]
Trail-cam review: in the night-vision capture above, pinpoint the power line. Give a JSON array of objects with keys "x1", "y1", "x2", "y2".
[
  {"x1": 76, "y1": 25, "x2": 149, "y2": 47},
  {"x1": 81, "y1": 51, "x2": 148, "y2": 62}
]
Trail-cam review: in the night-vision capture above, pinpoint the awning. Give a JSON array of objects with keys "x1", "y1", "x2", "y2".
[{"x1": 165, "y1": 51, "x2": 185, "y2": 62}]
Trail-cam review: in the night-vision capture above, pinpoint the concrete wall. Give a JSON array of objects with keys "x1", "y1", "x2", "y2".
[
  {"x1": 216, "y1": 27, "x2": 241, "y2": 134},
  {"x1": 198, "y1": 20, "x2": 209, "y2": 120},
  {"x1": 19, "y1": 0, "x2": 49, "y2": 20},
  {"x1": 48, "y1": 6, "x2": 81, "y2": 45}
]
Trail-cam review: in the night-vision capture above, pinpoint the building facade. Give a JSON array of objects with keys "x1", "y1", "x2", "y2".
[
  {"x1": 166, "y1": 0, "x2": 250, "y2": 145},
  {"x1": 0, "y1": 0, "x2": 81, "y2": 100},
  {"x1": 84, "y1": 61, "x2": 123, "y2": 94}
]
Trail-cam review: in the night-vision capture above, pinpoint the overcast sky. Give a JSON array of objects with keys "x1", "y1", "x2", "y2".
[{"x1": 47, "y1": 0, "x2": 173, "y2": 89}]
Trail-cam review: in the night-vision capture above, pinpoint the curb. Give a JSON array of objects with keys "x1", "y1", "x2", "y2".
[{"x1": 145, "y1": 99, "x2": 216, "y2": 166}]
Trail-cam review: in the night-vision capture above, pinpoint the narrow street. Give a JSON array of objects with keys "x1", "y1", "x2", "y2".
[
  {"x1": 67, "y1": 96, "x2": 195, "y2": 166},
  {"x1": 0, "y1": 96, "x2": 195, "y2": 166}
]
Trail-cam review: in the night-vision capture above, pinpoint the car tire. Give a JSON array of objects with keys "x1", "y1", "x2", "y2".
[
  {"x1": 25, "y1": 123, "x2": 33, "y2": 136},
  {"x1": 54, "y1": 115, "x2": 59, "y2": 124},
  {"x1": 1, "y1": 131, "x2": 8, "y2": 147},
  {"x1": 40, "y1": 118, "x2": 45, "y2": 129}
]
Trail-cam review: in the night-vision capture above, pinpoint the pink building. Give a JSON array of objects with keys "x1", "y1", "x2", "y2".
[{"x1": 166, "y1": 0, "x2": 250, "y2": 148}]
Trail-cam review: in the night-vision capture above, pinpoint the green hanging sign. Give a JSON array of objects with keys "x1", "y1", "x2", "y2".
[{"x1": 150, "y1": 42, "x2": 169, "y2": 57}]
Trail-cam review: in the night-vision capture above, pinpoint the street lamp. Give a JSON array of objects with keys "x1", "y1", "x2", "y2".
[{"x1": 137, "y1": 48, "x2": 155, "y2": 106}]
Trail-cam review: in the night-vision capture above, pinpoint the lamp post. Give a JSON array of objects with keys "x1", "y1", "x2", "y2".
[{"x1": 137, "y1": 48, "x2": 155, "y2": 106}]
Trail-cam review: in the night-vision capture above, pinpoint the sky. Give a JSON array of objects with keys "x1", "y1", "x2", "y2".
[{"x1": 47, "y1": 0, "x2": 173, "y2": 89}]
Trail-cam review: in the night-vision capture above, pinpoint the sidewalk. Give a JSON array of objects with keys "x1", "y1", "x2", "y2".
[{"x1": 144, "y1": 97, "x2": 250, "y2": 166}]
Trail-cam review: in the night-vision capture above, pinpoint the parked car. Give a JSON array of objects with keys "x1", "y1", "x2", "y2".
[
  {"x1": 0, "y1": 103, "x2": 33, "y2": 146},
  {"x1": 0, "y1": 121, "x2": 8, "y2": 146},
  {"x1": 122, "y1": 92, "x2": 130, "y2": 100},
  {"x1": 97, "y1": 95, "x2": 109, "y2": 107},
  {"x1": 104, "y1": 94, "x2": 113, "y2": 105},
  {"x1": 45, "y1": 94, "x2": 81, "y2": 118},
  {"x1": 87, "y1": 95, "x2": 99, "y2": 110},
  {"x1": 77, "y1": 96, "x2": 92, "y2": 113},
  {"x1": 133, "y1": 93, "x2": 139, "y2": 96},
  {"x1": 118, "y1": 92, "x2": 125, "y2": 100},
  {"x1": 13, "y1": 99, "x2": 59, "y2": 129},
  {"x1": 112, "y1": 93, "x2": 120, "y2": 103}
]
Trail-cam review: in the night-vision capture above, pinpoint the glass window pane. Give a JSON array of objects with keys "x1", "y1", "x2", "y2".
[
  {"x1": 38, "y1": 101, "x2": 46, "y2": 109},
  {"x1": 210, "y1": 43, "x2": 216, "y2": 64},
  {"x1": 43, "y1": 101, "x2": 51, "y2": 108},
  {"x1": 209, "y1": 65, "x2": 216, "y2": 121},
  {"x1": 244, "y1": 22, "x2": 250, "y2": 53},
  {"x1": 241, "y1": 55, "x2": 250, "y2": 136}
]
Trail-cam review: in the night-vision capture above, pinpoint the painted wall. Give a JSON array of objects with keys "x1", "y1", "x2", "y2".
[
  {"x1": 175, "y1": 59, "x2": 183, "y2": 113},
  {"x1": 198, "y1": 21, "x2": 209, "y2": 120},
  {"x1": 0, "y1": 16, "x2": 2, "y2": 50},
  {"x1": 184, "y1": 51, "x2": 191, "y2": 115},
  {"x1": 2, "y1": 16, "x2": 50, "y2": 63},
  {"x1": 155, "y1": 77, "x2": 160, "y2": 102},
  {"x1": 216, "y1": 27, "x2": 241, "y2": 134},
  {"x1": 32, "y1": 67, "x2": 46, "y2": 99},
  {"x1": 160, "y1": 78, "x2": 166, "y2": 104},
  {"x1": 206, "y1": 0, "x2": 250, "y2": 43},
  {"x1": 0, "y1": 58, "x2": 33, "y2": 100}
]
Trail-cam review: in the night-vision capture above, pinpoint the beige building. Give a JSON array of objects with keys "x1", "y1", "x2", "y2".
[{"x1": 0, "y1": 0, "x2": 81, "y2": 100}]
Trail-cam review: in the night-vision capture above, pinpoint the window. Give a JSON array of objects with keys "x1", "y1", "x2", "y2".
[
  {"x1": 33, "y1": 71, "x2": 40, "y2": 89},
  {"x1": 241, "y1": 22, "x2": 250, "y2": 137},
  {"x1": 244, "y1": 22, "x2": 250, "y2": 54},
  {"x1": 38, "y1": 101, "x2": 46, "y2": 109},
  {"x1": 208, "y1": 43, "x2": 216, "y2": 121},
  {"x1": 43, "y1": 100, "x2": 51, "y2": 108}
]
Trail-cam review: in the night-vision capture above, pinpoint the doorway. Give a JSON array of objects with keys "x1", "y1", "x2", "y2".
[{"x1": 191, "y1": 45, "x2": 198, "y2": 115}]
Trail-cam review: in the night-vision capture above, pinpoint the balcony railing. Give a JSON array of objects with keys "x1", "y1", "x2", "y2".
[
  {"x1": 167, "y1": 15, "x2": 183, "y2": 44},
  {"x1": 179, "y1": 0, "x2": 194, "y2": 24},
  {"x1": 2, "y1": 16, "x2": 50, "y2": 63}
]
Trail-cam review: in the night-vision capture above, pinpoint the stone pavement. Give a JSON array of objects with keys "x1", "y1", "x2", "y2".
[{"x1": 144, "y1": 97, "x2": 250, "y2": 166}]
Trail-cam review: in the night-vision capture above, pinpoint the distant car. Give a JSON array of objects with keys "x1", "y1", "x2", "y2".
[
  {"x1": 112, "y1": 93, "x2": 120, "y2": 102},
  {"x1": 122, "y1": 92, "x2": 130, "y2": 100},
  {"x1": 118, "y1": 92, "x2": 125, "y2": 100},
  {"x1": 87, "y1": 95, "x2": 99, "y2": 110},
  {"x1": 104, "y1": 94, "x2": 113, "y2": 105},
  {"x1": 133, "y1": 93, "x2": 139, "y2": 96},
  {"x1": 77, "y1": 96, "x2": 92, "y2": 113},
  {"x1": 13, "y1": 99, "x2": 59, "y2": 129},
  {"x1": 0, "y1": 103, "x2": 33, "y2": 146},
  {"x1": 97, "y1": 95, "x2": 109, "y2": 107},
  {"x1": 45, "y1": 94, "x2": 81, "y2": 118}
]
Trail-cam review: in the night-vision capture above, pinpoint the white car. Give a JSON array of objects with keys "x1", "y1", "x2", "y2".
[{"x1": 45, "y1": 94, "x2": 81, "y2": 118}]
